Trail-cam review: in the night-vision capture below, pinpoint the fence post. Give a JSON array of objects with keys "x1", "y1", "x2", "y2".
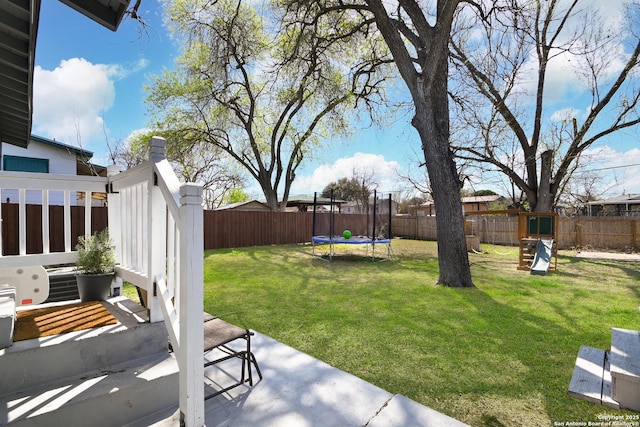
[{"x1": 179, "y1": 183, "x2": 204, "y2": 427}]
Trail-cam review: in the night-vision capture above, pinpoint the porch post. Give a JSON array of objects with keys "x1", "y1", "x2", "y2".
[{"x1": 179, "y1": 183, "x2": 204, "y2": 427}]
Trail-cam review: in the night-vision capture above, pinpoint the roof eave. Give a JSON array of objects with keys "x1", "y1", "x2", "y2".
[{"x1": 58, "y1": 0, "x2": 132, "y2": 32}]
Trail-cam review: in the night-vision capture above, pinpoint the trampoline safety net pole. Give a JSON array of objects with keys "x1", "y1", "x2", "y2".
[
  {"x1": 312, "y1": 192, "x2": 317, "y2": 237},
  {"x1": 330, "y1": 189, "x2": 335, "y2": 238},
  {"x1": 388, "y1": 193, "x2": 392, "y2": 239},
  {"x1": 372, "y1": 189, "x2": 377, "y2": 241},
  {"x1": 330, "y1": 189, "x2": 335, "y2": 259}
]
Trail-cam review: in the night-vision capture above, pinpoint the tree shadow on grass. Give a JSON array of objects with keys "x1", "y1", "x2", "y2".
[{"x1": 384, "y1": 284, "x2": 632, "y2": 427}]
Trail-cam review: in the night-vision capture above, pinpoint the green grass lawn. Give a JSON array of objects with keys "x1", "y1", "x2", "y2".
[{"x1": 200, "y1": 239, "x2": 639, "y2": 427}]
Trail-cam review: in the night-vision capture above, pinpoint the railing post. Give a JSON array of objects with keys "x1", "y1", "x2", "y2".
[
  {"x1": 150, "y1": 136, "x2": 166, "y2": 163},
  {"x1": 179, "y1": 183, "x2": 204, "y2": 427},
  {"x1": 149, "y1": 137, "x2": 168, "y2": 323},
  {"x1": 107, "y1": 165, "x2": 122, "y2": 266}
]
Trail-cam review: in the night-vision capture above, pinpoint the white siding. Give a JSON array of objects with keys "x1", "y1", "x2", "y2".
[{"x1": 1, "y1": 140, "x2": 82, "y2": 205}]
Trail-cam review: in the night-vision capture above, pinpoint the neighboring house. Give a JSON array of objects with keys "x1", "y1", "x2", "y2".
[
  {"x1": 585, "y1": 194, "x2": 640, "y2": 217},
  {"x1": 461, "y1": 195, "x2": 506, "y2": 214},
  {"x1": 215, "y1": 200, "x2": 272, "y2": 211},
  {"x1": 286, "y1": 195, "x2": 346, "y2": 212},
  {"x1": 411, "y1": 200, "x2": 435, "y2": 217},
  {"x1": 1, "y1": 134, "x2": 106, "y2": 206},
  {"x1": 341, "y1": 196, "x2": 398, "y2": 215},
  {"x1": 410, "y1": 194, "x2": 505, "y2": 216}
]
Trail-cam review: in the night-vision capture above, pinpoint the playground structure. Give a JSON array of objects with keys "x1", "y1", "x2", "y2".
[
  {"x1": 465, "y1": 210, "x2": 559, "y2": 273},
  {"x1": 518, "y1": 212, "x2": 559, "y2": 274},
  {"x1": 311, "y1": 190, "x2": 393, "y2": 261}
]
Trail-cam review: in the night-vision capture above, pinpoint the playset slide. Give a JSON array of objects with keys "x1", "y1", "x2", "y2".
[{"x1": 530, "y1": 239, "x2": 553, "y2": 275}]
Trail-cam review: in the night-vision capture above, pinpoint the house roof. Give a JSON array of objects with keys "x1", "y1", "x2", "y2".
[
  {"x1": 419, "y1": 194, "x2": 503, "y2": 208},
  {"x1": 0, "y1": 0, "x2": 131, "y2": 149},
  {"x1": 286, "y1": 195, "x2": 347, "y2": 207},
  {"x1": 59, "y1": 0, "x2": 131, "y2": 31},
  {"x1": 461, "y1": 195, "x2": 503, "y2": 204},
  {"x1": 215, "y1": 200, "x2": 272, "y2": 211},
  {"x1": 29, "y1": 134, "x2": 93, "y2": 159},
  {"x1": 588, "y1": 194, "x2": 640, "y2": 205}
]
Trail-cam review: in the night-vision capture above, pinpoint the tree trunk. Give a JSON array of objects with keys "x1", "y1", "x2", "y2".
[
  {"x1": 412, "y1": 76, "x2": 474, "y2": 287},
  {"x1": 535, "y1": 149, "x2": 554, "y2": 212}
]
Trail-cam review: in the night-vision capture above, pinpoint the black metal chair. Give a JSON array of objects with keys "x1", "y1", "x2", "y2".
[{"x1": 203, "y1": 312, "x2": 262, "y2": 399}]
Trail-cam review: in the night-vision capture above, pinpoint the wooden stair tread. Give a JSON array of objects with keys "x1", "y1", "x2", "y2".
[
  {"x1": 610, "y1": 328, "x2": 640, "y2": 380},
  {"x1": 568, "y1": 346, "x2": 606, "y2": 404},
  {"x1": 568, "y1": 346, "x2": 619, "y2": 409}
]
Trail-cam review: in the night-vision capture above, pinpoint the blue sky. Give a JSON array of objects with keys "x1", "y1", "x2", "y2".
[{"x1": 32, "y1": 0, "x2": 640, "y2": 200}]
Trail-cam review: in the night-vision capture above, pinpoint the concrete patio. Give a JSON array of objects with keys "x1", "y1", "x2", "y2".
[{"x1": 146, "y1": 331, "x2": 469, "y2": 427}]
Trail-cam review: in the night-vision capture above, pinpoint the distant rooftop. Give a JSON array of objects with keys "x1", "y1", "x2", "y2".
[
  {"x1": 588, "y1": 194, "x2": 640, "y2": 205},
  {"x1": 461, "y1": 195, "x2": 503, "y2": 204},
  {"x1": 215, "y1": 200, "x2": 271, "y2": 211},
  {"x1": 287, "y1": 195, "x2": 347, "y2": 206}
]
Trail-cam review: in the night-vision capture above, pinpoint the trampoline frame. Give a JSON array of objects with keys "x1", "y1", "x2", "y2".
[{"x1": 311, "y1": 189, "x2": 393, "y2": 261}]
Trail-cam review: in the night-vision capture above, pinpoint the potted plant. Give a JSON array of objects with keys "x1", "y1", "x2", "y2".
[{"x1": 75, "y1": 229, "x2": 116, "y2": 302}]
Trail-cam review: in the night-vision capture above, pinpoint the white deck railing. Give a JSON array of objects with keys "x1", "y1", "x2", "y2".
[
  {"x1": 0, "y1": 136, "x2": 205, "y2": 426},
  {"x1": 0, "y1": 172, "x2": 106, "y2": 268},
  {"x1": 109, "y1": 137, "x2": 204, "y2": 425}
]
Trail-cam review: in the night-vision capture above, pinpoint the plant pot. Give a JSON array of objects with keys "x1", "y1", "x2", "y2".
[{"x1": 75, "y1": 273, "x2": 114, "y2": 302}]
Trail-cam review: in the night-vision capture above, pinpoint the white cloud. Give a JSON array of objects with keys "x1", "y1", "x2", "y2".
[
  {"x1": 550, "y1": 107, "x2": 581, "y2": 122},
  {"x1": 290, "y1": 152, "x2": 401, "y2": 195},
  {"x1": 32, "y1": 57, "x2": 146, "y2": 149},
  {"x1": 581, "y1": 145, "x2": 640, "y2": 195}
]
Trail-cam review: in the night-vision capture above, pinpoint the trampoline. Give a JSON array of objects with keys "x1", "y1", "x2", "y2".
[
  {"x1": 312, "y1": 236, "x2": 392, "y2": 245},
  {"x1": 311, "y1": 189, "x2": 393, "y2": 261}
]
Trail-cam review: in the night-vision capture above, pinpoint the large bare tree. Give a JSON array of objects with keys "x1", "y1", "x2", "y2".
[
  {"x1": 450, "y1": 0, "x2": 640, "y2": 212},
  {"x1": 282, "y1": 0, "x2": 474, "y2": 286}
]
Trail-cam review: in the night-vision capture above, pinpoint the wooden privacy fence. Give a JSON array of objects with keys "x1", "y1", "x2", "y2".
[
  {"x1": 395, "y1": 215, "x2": 640, "y2": 251},
  {"x1": 3, "y1": 204, "x2": 639, "y2": 253},
  {"x1": 203, "y1": 211, "x2": 376, "y2": 249},
  {"x1": 560, "y1": 217, "x2": 640, "y2": 250}
]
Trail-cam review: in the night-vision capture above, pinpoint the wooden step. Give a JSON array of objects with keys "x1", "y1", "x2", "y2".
[
  {"x1": 568, "y1": 346, "x2": 619, "y2": 409},
  {"x1": 0, "y1": 297, "x2": 165, "y2": 396},
  {"x1": 610, "y1": 328, "x2": 640, "y2": 412}
]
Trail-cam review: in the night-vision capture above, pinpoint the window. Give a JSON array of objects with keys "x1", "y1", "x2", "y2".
[{"x1": 3, "y1": 155, "x2": 49, "y2": 173}]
